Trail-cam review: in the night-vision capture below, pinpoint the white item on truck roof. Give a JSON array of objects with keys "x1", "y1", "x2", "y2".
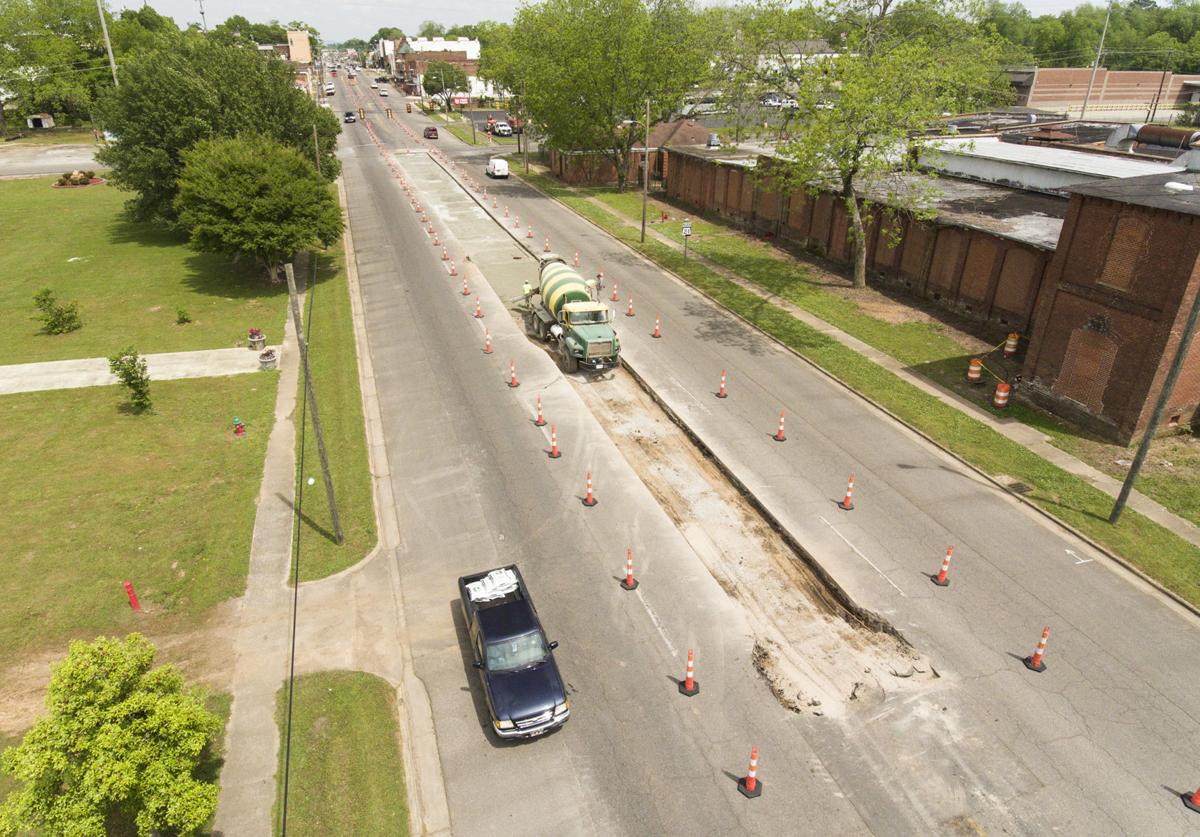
[{"x1": 466, "y1": 568, "x2": 519, "y2": 602}]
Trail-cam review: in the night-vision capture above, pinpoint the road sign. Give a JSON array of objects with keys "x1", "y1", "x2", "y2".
[{"x1": 682, "y1": 220, "x2": 692, "y2": 237}]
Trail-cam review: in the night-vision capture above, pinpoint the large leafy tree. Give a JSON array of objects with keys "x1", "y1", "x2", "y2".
[
  {"x1": 95, "y1": 34, "x2": 340, "y2": 222},
  {"x1": 0, "y1": 0, "x2": 117, "y2": 127},
  {"x1": 731, "y1": 0, "x2": 1010, "y2": 288},
  {"x1": 422, "y1": 60, "x2": 468, "y2": 108},
  {"x1": 0, "y1": 634, "x2": 222, "y2": 836},
  {"x1": 367, "y1": 26, "x2": 404, "y2": 48},
  {"x1": 175, "y1": 135, "x2": 344, "y2": 283},
  {"x1": 211, "y1": 14, "x2": 286, "y2": 46},
  {"x1": 508, "y1": 0, "x2": 708, "y2": 190}
]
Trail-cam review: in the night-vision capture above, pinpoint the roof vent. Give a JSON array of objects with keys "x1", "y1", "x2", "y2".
[{"x1": 1164, "y1": 181, "x2": 1195, "y2": 194}]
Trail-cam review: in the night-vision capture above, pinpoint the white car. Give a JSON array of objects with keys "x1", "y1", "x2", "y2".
[
  {"x1": 370, "y1": 82, "x2": 378, "y2": 89},
  {"x1": 486, "y1": 158, "x2": 509, "y2": 179},
  {"x1": 378, "y1": 88, "x2": 389, "y2": 97},
  {"x1": 493, "y1": 122, "x2": 513, "y2": 137}
]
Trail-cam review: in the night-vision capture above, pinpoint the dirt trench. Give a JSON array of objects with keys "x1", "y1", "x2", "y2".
[{"x1": 570, "y1": 370, "x2": 935, "y2": 718}]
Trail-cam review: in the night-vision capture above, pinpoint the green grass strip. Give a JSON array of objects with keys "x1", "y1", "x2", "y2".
[
  {"x1": 519, "y1": 169, "x2": 1200, "y2": 608},
  {"x1": 293, "y1": 249, "x2": 376, "y2": 582},
  {"x1": 274, "y1": 671, "x2": 408, "y2": 836}
]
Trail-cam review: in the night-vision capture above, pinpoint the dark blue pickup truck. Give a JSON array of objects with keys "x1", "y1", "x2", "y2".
[{"x1": 458, "y1": 566, "x2": 570, "y2": 739}]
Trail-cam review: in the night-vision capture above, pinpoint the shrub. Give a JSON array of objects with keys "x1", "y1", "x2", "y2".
[
  {"x1": 176, "y1": 307, "x2": 192, "y2": 324},
  {"x1": 83, "y1": 169, "x2": 95, "y2": 180},
  {"x1": 32, "y1": 288, "x2": 83, "y2": 334},
  {"x1": 55, "y1": 176, "x2": 68, "y2": 186},
  {"x1": 107, "y1": 346, "x2": 152, "y2": 412}
]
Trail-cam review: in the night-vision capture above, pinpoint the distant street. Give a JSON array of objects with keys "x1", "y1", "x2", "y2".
[
  {"x1": 335, "y1": 79, "x2": 1200, "y2": 835},
  {"x1": 0, "y1": 142, "x2": 99, "y2": 177}
]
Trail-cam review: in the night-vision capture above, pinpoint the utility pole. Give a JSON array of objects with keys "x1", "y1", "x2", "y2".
[
  {"x1": 1080, "y1": 0, "x2": 1113, "y2": 122},
  {"x1": 196, "y1": 0, "x2": 208, "y2": 33},
  {"x1": 522, "y1": 80, "x2": 529, "y2": 174},
  {"x1": 95, "y1": 0, "x2": 118, "y2": 86},
  {"x1": 641, "y1": 96, "x2": 650, "y2": 243},
  {"x1": 1110, "y1": 281, "x2": 1200, "y2": 523},
  {"x1": 312, "y1": 124, "x2": 322, "y2": 176},
  {"x1": 284, "y1": 262, "x2": 344, "y2": 544}
]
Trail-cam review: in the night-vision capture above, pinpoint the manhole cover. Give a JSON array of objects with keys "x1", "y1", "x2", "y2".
[{"x1": 1007, "y1": 482, "x2": 1033, "y2": 495}]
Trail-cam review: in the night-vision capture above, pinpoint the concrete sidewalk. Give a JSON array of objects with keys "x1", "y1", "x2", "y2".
[
  {"x1": 0, "y1": 346, "x2": 281, "y2": 395},
  {"x1": 580, "y1": 193, "x2": 1200, "y2": 553}
]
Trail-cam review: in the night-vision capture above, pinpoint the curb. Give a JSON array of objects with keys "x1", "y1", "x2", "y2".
[
  {"x1": 338, "y1": 174, "x2": 454, "y2": 835},
  {"x1": 507, "y1": 169, "x2": 1200, "y2": 623}
]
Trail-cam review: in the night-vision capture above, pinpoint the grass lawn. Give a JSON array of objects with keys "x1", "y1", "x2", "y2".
[
  {"x1": 0, "y1": 374, "x2": 277, "y2": 658},
  {"x1": 273, "y1": 671, "x2": 407, "y2": 836},
  {"x1": 517, "y1": 167, "x2": 1200, "y2": 608},
  {"x1": 293, "y1": 251, "x2": 376, "y2": 581},
  {"x1": 0, "y1": 177, "x2": 288, "y2": 364},
  {"x1": 1, "y1": 126, "x2": 99, "y2": 146}
]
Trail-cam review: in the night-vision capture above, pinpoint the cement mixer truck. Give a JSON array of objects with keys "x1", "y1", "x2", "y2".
[{"x1": 520, "y1": 255, "x2": 620, "y2": 373}]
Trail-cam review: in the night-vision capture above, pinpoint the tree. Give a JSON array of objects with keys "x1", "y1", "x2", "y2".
[
  {"x1": 175, "y1": 135, "x2": 343, "y2": 283},
  {"x1": 211, "y1": 14, "x2": 286, "y2": 46},
  {"x1": 418, "y1": 20, "x2": 446, "y2": 38},
  {"x1": 735, "y1": 0, "x2": 1010, "y2": 288},
  {"x1": 422, "y1": 60, "x2": 468, "y2": 109},
  {"x1": 0, "y1": 634, "x2": 222, "y2": 836},
  {"x1": 108, "y1": 346, "x2": 151, "y2": 411},
  {"x1": 367, "y1": 26, "x2": 405, "y2": 48},
  {"x1": 95, "y1": 34, "x2": 340, "y2": 222},
  {"x1": 508, "y1": 0, "x2": 709, "y2": 190}
]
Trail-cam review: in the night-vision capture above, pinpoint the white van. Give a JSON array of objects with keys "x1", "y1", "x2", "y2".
[{"x1": 486, "y1": 158, "x2": 509, "y2": 179}]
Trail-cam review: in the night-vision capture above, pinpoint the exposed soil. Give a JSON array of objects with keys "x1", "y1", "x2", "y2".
[
  {"x1": 572, "y1": 371, "x2": 934, "y2": 718},
  {"x1": 0, "y1": 601, "x2": 237, "y2": 736}
]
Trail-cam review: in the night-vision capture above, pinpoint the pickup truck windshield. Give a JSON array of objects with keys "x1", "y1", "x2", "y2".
[
  {"x1": 486, "y1": 631, "x2": 548, "y2": 672},
  {"x1": 569, "y1": 310, "x2": 607, "y2": 324}
]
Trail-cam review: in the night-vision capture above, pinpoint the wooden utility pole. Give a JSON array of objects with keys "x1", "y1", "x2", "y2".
[{"x1": 285, "y1": 261, "x2": 344, "y2": 544}]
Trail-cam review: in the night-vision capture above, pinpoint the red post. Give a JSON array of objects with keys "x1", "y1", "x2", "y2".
[
  {"x1": 123, "y1": 580, "x2": 141, "y2": 612},
  {"x1": 837, "y1": 473, "x2": 855, "y2": 510}
]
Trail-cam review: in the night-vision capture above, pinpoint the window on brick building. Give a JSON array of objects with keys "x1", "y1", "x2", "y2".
[{"x1": 1098, "y1": 211, "x2": 1151, "y2": 292}]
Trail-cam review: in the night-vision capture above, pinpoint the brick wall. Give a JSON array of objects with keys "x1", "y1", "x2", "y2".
[
  {"x1": 1022, "y1": 194, "x2": 1200, "y2": 441},
  {"x1": 1026, "y1": 67, "x2": 1200, "y2": 110},
  {"x1": 662, "y1": 149, "x2": 1051, "y2": 331}
]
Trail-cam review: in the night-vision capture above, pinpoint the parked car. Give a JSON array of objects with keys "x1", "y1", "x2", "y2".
[
  {"x1": 459, "y1": 566, "x2": 569, "y2": 739},
  {"x1": 369, "y1": 81, "x2": 378, "y2": 89},
  {"x1": 493, "y1": 122, "x2": 513, "y2": 137},
  {"x1": 486, "y1": 158, "x2": 509, "y2": 178},
  {"x1": 343, "y1": 110, "x2": 356, "y2": 123},
  {"x1": 379, "y1": 88, "x2": 389, "y2": 96},
  {"x1": 760, "y1": 93, "x2": 782, "y2": 108},
  {"x1": 423, "y1": 126, "x2": 439, "y2": 139}
]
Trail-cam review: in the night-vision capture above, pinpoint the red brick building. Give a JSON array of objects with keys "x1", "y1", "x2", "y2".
[
  {"x1": 1023, "y1": 171, "x2": 1200, "y2": 441},
  {"x1": 548, "y1": 119, "x2": 713, "y2": 186}
]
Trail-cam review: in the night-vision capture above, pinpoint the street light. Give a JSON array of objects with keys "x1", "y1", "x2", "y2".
[{"x1": 622, "y1": 97, "x2": 651, "y2": 243}]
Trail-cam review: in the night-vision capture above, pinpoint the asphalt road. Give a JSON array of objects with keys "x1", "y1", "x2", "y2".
[
  {"x1": 340, "y1": 83, "x2": 1200, "y2": 835},
  {"x1": 0, "y1": 142, "x2": 99, "y2": 177}
]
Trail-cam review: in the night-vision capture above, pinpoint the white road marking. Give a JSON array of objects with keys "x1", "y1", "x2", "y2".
[
  {"x1": 1066, "y1": 549, "x2": 1093, "y2": 565},
  {"x1": 635, "y1": 589, "x2": 678, "y2": 657},
  {"x1": 818, "y1": 516, "x2": 907, "y2": 597}
]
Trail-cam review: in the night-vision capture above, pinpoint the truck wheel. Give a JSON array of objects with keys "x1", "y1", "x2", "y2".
[
  {"x1": 523, "y1": 311, "x2": 538, "y2": 338},
  {"x1": 558, "y1": 343, "x2": 578, "y2": 374}
]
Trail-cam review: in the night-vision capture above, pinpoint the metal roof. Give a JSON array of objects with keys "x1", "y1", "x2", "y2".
[
  {"x1": 930, "y1": 136, "x2": 1181, "y2": 180},
  {"x1": 1067, "y1": 170, "x2": 1200, "y2": 215}
]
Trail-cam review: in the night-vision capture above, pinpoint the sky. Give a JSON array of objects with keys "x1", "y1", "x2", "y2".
[{"x1": 110, "y1": 0, "x2": 1107, "y2": 45}]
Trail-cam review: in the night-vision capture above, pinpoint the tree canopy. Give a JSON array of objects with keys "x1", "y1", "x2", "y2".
[
  {"x1": 175, "y1": 135, "x2": 344, "y2": 282},
  {"x1": 981, "y1": 0, "x2": 1200, "y2": 73},
  {"x1": 501, "y1": 0, "x2": 710, "y2": 189},
  {"x1": 422, "y1": 60, "x2": 469, "y2": 105},
  {"x1": 95, "y1": 33, "x2": 340, "y2": 222},
  {"x1": 718, "y1": 0, "x2": 1010, "y2": 288},
  {"x1": 367, "y1": 26, "x2": 405, "y2": 48},
  {"x1": 0, "y1": 634, "x2": 222, "y2": 836}
]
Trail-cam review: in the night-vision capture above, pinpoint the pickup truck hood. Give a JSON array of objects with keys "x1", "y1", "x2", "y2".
[
  {"x1": 569, "y1": 324, "x2": 616, "y2": 345},
  {"x1": 488, "y1": 660, "x2": 565, "y2": 721}
]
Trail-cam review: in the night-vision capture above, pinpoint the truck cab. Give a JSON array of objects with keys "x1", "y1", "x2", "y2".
[{"x1": 458, "y1": 566, "x2": 570, "y2": 739}]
